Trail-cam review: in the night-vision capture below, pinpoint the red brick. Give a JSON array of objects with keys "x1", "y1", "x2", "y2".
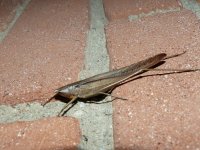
[
  {"x1": 0, "y1": 117, "x2": 81, "y2": 150},
  {"x1": 0, "y1": 0, "x2": 89, "y2": 105},
  {"x1": 103, "y1": 0, "x2": 182, "y2": 21},
  {"x1": 0, "y1": 0, "x2": 25, "y2": 32},
  {"x1": 106, "y1": 10, "x2": 200, "y2": 149}
]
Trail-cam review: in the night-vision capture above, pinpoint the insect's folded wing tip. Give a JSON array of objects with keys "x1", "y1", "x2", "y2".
[{"x1": 161, "y1": 53, "x2": 167, "y2": 57}]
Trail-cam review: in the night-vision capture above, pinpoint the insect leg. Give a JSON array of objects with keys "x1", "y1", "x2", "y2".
[
  {"x1": 58, "y1": 97, "x2": 78, "y2": 116},
  {"x1": 42, "y1": 95, "x2": 55, "y2": 106},
  {"x1": 98, "y1": 92, "x2": 128, "y2": 100}
]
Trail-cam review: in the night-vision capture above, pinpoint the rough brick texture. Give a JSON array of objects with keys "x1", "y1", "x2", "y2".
[
  {"x1": 0, "y1": 117, "x2": 81, "y2": 150},
  {"x1": 103, "y1": 0, "x2": 182, "y2": 21},
  {"x1": 106, "y1": 10, "x2": 200, "y2": 149}
]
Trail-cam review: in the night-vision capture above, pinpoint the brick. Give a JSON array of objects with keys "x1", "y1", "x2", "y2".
[
  {"x1": 0, "y1": 117, "x2": 81, "y2": 150},
  {"x1": 103, "y1": 0, "x2": 182, "y2": 21},
  {"x1": 0, "y1": 0, "x2": 89, "y2": 105},
  {"x1": 106, "y1": 10, "x2": 200, "y2": 149}
]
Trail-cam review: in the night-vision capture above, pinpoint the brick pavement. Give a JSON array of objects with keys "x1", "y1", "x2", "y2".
[{"x1": 0, "y1": 0, "x2": 200, "y2": 149}]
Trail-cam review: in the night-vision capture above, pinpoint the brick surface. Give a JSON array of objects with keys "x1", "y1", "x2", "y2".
[
  {"x1": 103, "y1": 0, "x2": 182, "y2": 21},
  {"x1": 0, "y1": 117, "x2": 81, "y2": 150},
  {"x1": 106, "y1": 10, "x2": 200, "y2": 149},
  {"x1": 0, "y1": 0, "x2": 88, "y2": 105},
  {"x1": 0, "y1": 0, "x2": 25, "y2": 32}
]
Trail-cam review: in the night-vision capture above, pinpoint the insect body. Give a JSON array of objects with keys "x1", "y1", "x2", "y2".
[
  {"x1": 56, "y1": 53, "x2": 166, "y2": 98},
  {"x1": 43, "y1": 52, "x2": 199, "y2": 116}
]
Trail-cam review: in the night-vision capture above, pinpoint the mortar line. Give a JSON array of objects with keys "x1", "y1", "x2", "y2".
[
  {"x1": 76, "y1": 0, "x2": 113, "y2": 149},
  {"x1": 128, "y1": 7, "x2": 181, "y2": 21},
  {"x1": 180, "y1": 0, "x2": 200, "y2": 19},
  {"x1": 0, "y1": 0, "x2": 31, "y2": 42}
]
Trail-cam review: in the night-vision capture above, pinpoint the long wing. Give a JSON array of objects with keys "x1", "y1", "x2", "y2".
[{"x1": 76, "y1": 53, "x2": 166, "y2": 98}]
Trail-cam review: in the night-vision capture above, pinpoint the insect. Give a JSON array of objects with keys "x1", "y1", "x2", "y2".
[{"x1": 43, "y1": 51, "x2": 200, "y2": 116}]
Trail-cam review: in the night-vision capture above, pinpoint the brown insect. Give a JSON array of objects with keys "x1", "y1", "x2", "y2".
[{"x1": 43, "y1": 51, "x2": 200, "y2": 116}]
